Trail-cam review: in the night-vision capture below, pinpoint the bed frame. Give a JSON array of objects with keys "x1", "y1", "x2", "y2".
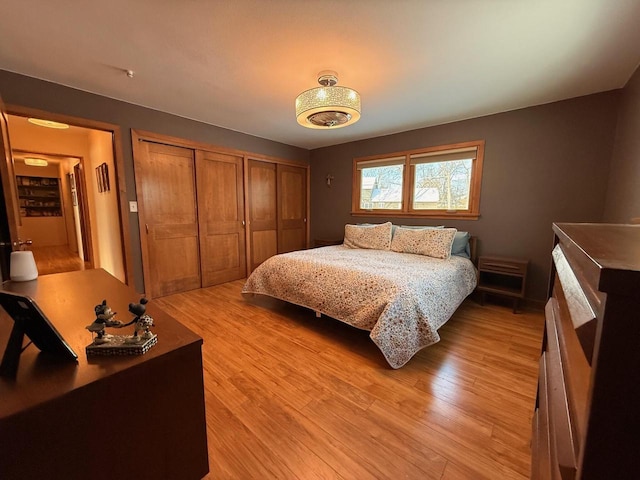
[{"x1": 469, "y1": 236, "x2": 478, "y2": 265}]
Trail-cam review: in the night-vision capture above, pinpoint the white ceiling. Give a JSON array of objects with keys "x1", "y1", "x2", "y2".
[{"x1": 1, "y1": 1, "x2": 639, "y2": 150}]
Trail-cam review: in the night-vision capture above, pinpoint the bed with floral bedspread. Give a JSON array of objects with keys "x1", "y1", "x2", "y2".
[{"x1": 241, "y1": 244, "x2": 477, "y2": 368}]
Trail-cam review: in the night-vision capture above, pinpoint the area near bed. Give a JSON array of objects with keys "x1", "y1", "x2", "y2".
[{"x1": 242, "y1": 241, "x2": 477, "y2": 368}]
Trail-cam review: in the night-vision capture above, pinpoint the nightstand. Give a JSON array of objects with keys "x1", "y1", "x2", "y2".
[
  {"x1": 477, "y1": 255, "x2": 528, "y2": 313},
  {"x1": 314, "y1": 238, "x2": 343, "y2": 247}
]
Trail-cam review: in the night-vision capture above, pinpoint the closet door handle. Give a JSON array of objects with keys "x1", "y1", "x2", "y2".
[
  {"x1": 145, "y1": 223, "x2": 149, "y2": 234},
  {"x1": 242, "y1": 220, "x2": 246, "y2": 227}
]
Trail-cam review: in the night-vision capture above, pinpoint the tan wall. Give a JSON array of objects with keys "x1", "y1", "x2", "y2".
[{"x1": 88, "y1": 130, "x2": 124, "y2": 282}]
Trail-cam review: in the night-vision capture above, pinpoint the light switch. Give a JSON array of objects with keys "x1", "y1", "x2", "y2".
[{"x1": 129, "y1": 201, "x2": 138, "y2": 213}]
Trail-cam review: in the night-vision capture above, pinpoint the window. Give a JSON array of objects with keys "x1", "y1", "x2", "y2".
[
  {"x1": 356, "y1": 156, "x2": 405, "y2": 211},
  {"x1": 352, "y1": 140, "x2": 484, "y2": 219}
]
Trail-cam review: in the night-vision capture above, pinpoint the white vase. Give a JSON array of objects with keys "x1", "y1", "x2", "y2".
[{"x1": 10, "y1": 251, "x2": 39, "y2": 282}]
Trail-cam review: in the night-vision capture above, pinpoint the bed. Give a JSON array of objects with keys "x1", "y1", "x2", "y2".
[{"x1": 242, "y1": 223, "x2": 478, "y2": 368}]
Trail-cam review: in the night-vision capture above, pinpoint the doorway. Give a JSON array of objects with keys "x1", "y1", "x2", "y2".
[
  {"x1": 2, "y1": 109, "x2": 130, "y2": 283},
  {"x1": 12, "y1": 150, "x2": 92, "y2": 275}
]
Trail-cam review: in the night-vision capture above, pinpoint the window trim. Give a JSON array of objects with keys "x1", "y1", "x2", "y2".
[{"x1": 351, "y1": 140, "x2": 485, "y2": 220}]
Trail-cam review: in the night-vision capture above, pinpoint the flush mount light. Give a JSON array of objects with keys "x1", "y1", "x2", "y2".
[
  {"x1": 295, "y1": 71, "x2": 361, "y2": 129},
  {"x1": 27, "y1": 118, "x2": 69, "y2": 129},
  {"x1": 24, "y1": 157, "x2": 49, "y2": 167}
]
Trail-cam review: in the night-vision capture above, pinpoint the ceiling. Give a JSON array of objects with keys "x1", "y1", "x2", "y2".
[{"x1": 1, "y1": 1, "x2": 639, "y2": 150}]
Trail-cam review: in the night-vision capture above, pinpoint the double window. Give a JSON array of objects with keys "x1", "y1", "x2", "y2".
[{"x1": 352, "y1": 140, "x2": 484, "y2": 219}]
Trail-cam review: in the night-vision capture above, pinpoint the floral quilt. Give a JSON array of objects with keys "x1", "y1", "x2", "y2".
[{"x1": 241, "y1": 245, "x2": 477, "y2": 368}]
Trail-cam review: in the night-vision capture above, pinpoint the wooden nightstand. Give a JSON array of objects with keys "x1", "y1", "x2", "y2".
[
  {"x1": 477, "y1": 255, "x2": 528, "y2": 313},
  {"x1": 314, "y1": 239, "x2": 343, "y2": 247}
]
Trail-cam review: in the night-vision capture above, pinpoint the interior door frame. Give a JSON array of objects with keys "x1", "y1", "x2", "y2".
[
  {"x1": 12, "y1": 148, "x2": 94, "y2": 267},
  {"x1": 5, "y1": 105, "x2": 134, "y2": 286},
  {"x1": 73, "y1": 163, "x2": 91, "y2": 264},
  {"x1": 0, "y1": 96, "x2": 20, "y2": 280}
]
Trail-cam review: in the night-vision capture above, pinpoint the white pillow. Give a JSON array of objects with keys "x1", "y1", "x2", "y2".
[
  {"x1": 390, "y1": 227, "x2": 457, "y2": 259},
  {"x1": 344, "y1": 222, "x2": 393, "y2": 250}
]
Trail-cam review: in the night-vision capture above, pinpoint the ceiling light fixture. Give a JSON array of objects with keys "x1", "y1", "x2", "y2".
[
  {"x1": 295, "y1": 71, "x2": 361, "y2": 129},
  {"x1": 27, "y1": 118, "x2": 69, "y2": 129},
  {"x1": 24, "y1": 157, "x2": 49, "y2": 167}
]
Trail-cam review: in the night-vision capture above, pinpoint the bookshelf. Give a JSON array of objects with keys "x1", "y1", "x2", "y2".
[{"x1": 16, "y1": 175, "x2": 62, "y2": 217}]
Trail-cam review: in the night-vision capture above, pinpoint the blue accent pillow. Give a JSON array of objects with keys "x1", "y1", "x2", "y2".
[
  {"x1": 451, "y1": 231, "x2": 471, "y2": 258},
  {"x1": 399, "y1": 225, "x2": 444, "y2": 229}
]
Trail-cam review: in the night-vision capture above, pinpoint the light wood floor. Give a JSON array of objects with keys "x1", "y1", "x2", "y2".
[
  {"x1": 155, "y1": 280, "x2": 545, "y2": 480},
  {"x1": 30, "y1": 245, "x2": 88, "y2": 276}
]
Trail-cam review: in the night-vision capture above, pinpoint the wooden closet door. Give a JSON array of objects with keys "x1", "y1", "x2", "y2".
[
  {"x1": 247, "y1": 160, "x2": 277, "y2": 272},
  {"x1": 196, "y1": 150, "x2": 246, "y2": 286},
  {"x1": 277, "y1": 164, "x2": 307, "y2": 253},
  {"x1": 135, "y1": 141, "x2": 201, "y2": 297}
]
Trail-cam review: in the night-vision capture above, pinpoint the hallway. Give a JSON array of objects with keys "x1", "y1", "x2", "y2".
[{"x1": 30, "y1": 245, "x2": 88, "y2": 276}]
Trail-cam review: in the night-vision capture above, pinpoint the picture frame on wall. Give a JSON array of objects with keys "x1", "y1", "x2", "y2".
[
  {"x1": 95, "y1": 163, "x2": 110, "y2": 193},
  {"x1": 96, "y1": 166, "x2": 103, "y2": 193},
  {"x1": 102, "y1": 163, "x2": 110, "y2": 192}
]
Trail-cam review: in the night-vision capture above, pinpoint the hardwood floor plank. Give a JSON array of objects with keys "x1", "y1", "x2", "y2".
[
  {"x1": 305, "y1": 396, "x2": 447, "y2": 480},
  {"x1": 203, "y1": 394, "x2": 298, "y2": 480},
  {"x1": 30, "y1": 245, "x2": 86, "y2": 275},
  {"x1": 154, "y1": 279, "x2": 545, "y2": 480}
]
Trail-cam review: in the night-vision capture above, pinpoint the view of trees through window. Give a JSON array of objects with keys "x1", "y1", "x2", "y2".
[
  {"x1": 413, "y1": 159, "x2": 472, "y2": 210},
  {"x1": 360, "y1": 164, "x2": 404, "y2": 210},
  {"x1": 353, "y1": 140, "x2": 484, "y2": 218}
]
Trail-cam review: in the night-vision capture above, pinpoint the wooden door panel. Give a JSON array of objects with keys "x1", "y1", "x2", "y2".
[
  {"x1": 280, "y1": 228, "x2": 306, "y2": 255},
  {"x1": 196, "y1": 151, "x2": 245, "y2": 287},
  {"x1": 250, "y1": 164, "x2": 277, "y2": 222},
  {"x1": 153, "y1": 223, "x2": 199, "y2": 238},
  {"x1": 144, "y1": 145, "x2": 197, "y2": 223},
  {"x1": 277, "y1": 164, "x2": 307, "y2": 254},
  {"x1": 135, "y1": 141, "x2": 200, "y2": 297},
  {"x1": 248, "y1": 160, "x2": 277, "y2": 272},
  {"x1": 151, "y1": 236, "x2": 201, "y2": 295},
  {"x1": 251, "y1": 230, "x2": 277, "y2": 266},
  {"x1": 202, "y1": 234, "x2": 242, "y2": 285},
  {"x1": 280, "y1": 170, "x2": 304, "y2": 220}
]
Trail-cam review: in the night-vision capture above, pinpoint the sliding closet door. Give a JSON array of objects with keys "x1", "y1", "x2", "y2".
[
  {"x1": 247, "y1": 159, "x2": 277, "y2": 272},
  {"x1": 135, "y1": 141, "x2": 201, "y2": 297},
  {"x1": 277, "y1": 164, "x2": 307, "y2": 253},
  {"x1": 196, "y1": 150, "x2": 246, "y2": 286}
]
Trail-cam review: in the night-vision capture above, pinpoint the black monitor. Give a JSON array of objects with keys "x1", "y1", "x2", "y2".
[{"x1": 0, "y1": 291, "x2": 78, "y2": 377}]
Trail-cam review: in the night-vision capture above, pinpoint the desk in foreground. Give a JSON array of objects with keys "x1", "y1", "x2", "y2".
[{"x1": 0, "y1": 269, "x2": 209, "y2": 480}]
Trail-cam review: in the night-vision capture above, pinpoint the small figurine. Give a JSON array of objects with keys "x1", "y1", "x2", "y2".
[
  {"x1": 86, "y1": 299, "x2": 122, "y2": 344},
  {"x1": 119, "y1": 297, "x2": 155, "y2": 344}
]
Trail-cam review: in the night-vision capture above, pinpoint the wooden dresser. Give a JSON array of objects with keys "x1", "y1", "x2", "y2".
[
  {"x1": 531, "y1": 223, "x2": 640, "y2": 480},
  {"x1": 0, "y1": 269, "x2": 209, "y2": 480}
]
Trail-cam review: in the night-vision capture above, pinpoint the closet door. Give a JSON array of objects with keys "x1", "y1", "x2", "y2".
[
  {"x1": 135, "y1": 141, "x2": 201, "y2": 297},
  {"x1": 196, "y1": 150, "x2": 246, "y2": 286},
  {"x1": 247, "y1": 159, "x2": 277, "y2": 272},
  {"x1": 277, "y1": 164, "x2": 307, "y2": 253}
]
